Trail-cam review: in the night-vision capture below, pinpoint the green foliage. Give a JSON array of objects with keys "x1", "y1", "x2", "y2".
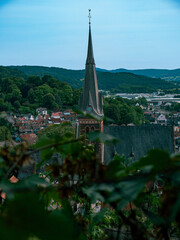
[
  {"x1": 0, "y1": 70, "x2": 82, "y2": 114},
  {"x1": 9, "y1": 66, "x2": 175, "y2": 92},
  {"x1": 103, "y1": 97, "x2": 143, "y2": 125},
  {"x1": 0, "y1": 66, "x2": 26, "y2": 79},
  {"x1": 0, "y1": 116, "x2": 14, "y2": 135},
  {"x1": 38, "y1": 123, "x2": 75, "y2": 139},
  {"x1": 100, "y1": 67, "x2": 180, "y2": 82},
  {"x1": 0, "y1": 126, "x2": 12, "y2": 141},
  {"x1": 137, "y1": 97, "x2": 148, "y2": 106},
  {"x1": 0, "y1": 127, "x2": 180, "y2": 239},
  {"x1": 166, "y1": 102, "x2": 180, "y2": 112},
  {"x1": 0, "y1": 117, "x2": 11, "y2": 128}
]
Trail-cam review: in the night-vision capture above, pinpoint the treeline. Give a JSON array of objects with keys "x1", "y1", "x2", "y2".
[
  {"x1": 165, "y1": 102, "x2": 180, "y2": 112},
  {"x1": 103, "y1": 97, "x2": 147, "y2": 125},
  {"x1": 9, "y1": 66, "x2": 176, "y2": 92},
  {"x1": 0, "y1": 72, "x2": 81, "y2": 114},
  {"x1": 0, "y1": 65, "x2": 148, "y2": 125}
]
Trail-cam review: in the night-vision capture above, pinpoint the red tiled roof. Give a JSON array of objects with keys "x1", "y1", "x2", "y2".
[
  {"x1": 51, "y1": 118, "x2": 61, "y2": 123},
  {"x1": 52, "y1": 112, "x2": 62, "y2": 117},
  {"x1": 20, "y1": 134, "x2": 38, "y2": 145}
]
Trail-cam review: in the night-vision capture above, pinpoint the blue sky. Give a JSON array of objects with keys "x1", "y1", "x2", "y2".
[{"x1": 0, "y1": 0, "x2": 180, "y2": 70}]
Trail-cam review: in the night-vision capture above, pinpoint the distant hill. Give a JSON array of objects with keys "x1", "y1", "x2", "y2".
[
  {"x1": 97, "y1": 68, "x2": 180, "y2": 82},
  {"x1": 9, "y1": 66, "x2": 176, "y2": 93},
  {"x1": 0, "y1": 66, "x2": 27, "y2": 79}
]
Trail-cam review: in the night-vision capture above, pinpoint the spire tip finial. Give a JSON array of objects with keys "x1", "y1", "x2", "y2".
[{"x1": 88, "y1": 9, "x2": 91, "y2": 25}]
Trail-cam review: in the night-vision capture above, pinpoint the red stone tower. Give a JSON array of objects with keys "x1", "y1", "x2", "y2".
[{"x1": 77, "y1": 10, "x2": 104, "y2": 162}]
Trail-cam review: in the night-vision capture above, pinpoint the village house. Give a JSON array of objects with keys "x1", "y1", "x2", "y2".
[
  {"x1": 144, "y1": 111, "x2": 156, "y2": 124},
  {"x1": 36, "y1": 108, "x2": 48, "y2": 115},
  {"x1": 10, "y1": 109, "x2": 78, "y2": 145},
  {"x1": 51, "y1": 112, "x2": 62, "y2": 119},
  {"x1": 156, "y1": 113, "x2": 167, "y2": 125}
]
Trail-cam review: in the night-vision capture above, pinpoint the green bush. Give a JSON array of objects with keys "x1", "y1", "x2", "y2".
[{"x1": 0, "y1": 129, "x2": 180, "y2": 239}]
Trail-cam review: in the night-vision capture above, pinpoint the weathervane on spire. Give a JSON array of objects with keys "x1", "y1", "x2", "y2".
[{"x1": 88, "y1": 9, "x2": 91, "y2": 25}]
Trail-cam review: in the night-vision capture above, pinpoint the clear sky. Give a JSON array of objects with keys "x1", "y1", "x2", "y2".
[{"x1": 0, "y1": 0, "x2": 180, "y2": 70}]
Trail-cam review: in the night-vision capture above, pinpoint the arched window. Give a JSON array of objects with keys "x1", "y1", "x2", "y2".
[
  {"x1": 91, "y1": 126, "x2": 95, "y2": 131},
  {"x1": 86, "y1": 127, "x2": 90, "y2": 134}
]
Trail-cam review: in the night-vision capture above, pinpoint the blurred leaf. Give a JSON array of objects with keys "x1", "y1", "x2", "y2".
[
  {"x1": 143, "y1": 209, "x2": 165, "y2": 225},
  {"x1": 129, "y1": 149, "x2": 171, "y2": 174},
  {"x1": 87, "y1": 131, "x2": 118, "y2": 144},
  {"x1": 0, "y1": 175, "x2": 50, "y2": 199},
  {"x1": 168, "y1": 192, "x2": 180, "y2": 222},
  {"x1": 40, "y1": 147, "x2": 54, "y2": 162},
  {"x1": 88, "y1": 208, "x2": 108, "y2": 233}
]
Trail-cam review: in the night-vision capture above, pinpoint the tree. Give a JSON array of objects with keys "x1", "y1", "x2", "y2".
[
  {"x1": 42, "y1": 93, "x2": 58, "y2": 110},
  {"x1": 0, "y1": 72, "x2": 82, "y2": 114},
  {"x1": 0, "y1": 126, "x2": 11, "y2": 141},
  {"x1": 166, "y1": 102, "x2": 180, "y2": 112},
  {"x1": 54, "y1": 93, "x2": 62, "y2": 109},
  {"x1": 27, "y1": 88, "x2": 36, "y2": 104},
  {"x1": 137, "y1": 97, "x2": 148, "y2": 107},
  {"x1": 27, "y1": 76, "x2": 42, "y2": 86},
  {"x1": 19, "y1": 106, "x2": 31, "y2": 114},
  {"x1": 104, "y1": 98, "x2": 143, "y2": 125},
  {"x1": 34, "y1": 84, "x2": 52, "y2": 105},
  {"x1": 38, "y1": 123, "x2": 75, "y2": 139},
  {"x1": 104, "y1": 103, "x2": 120, "y2": 124},
  {"x1": 13, "y1": 100, "x2": 21, "y2": 110},
  {"x1": 6, "y1": 88, "x2": 22, "y2": 104}
]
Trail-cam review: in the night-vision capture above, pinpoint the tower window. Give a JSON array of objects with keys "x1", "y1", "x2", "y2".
[
  {"x1": 86, "y1": 127, "x2": 90, "y2": 133},
  {"x1": 91, "y1": 126, "x2": 95, "y2": 131}
]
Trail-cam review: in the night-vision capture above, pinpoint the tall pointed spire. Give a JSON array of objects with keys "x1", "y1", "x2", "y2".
[
  {"x1": 79, "y1": 10, "x2": 103, "y2": 118},
  {"x1": 86, "y1": 10, "x2": 95, "y2": 65}
]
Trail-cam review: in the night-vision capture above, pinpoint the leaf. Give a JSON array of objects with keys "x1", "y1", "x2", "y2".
[
  {"x1": 143, "y1": 209, "x2": 165, "y2": 225},
  {"x1": 88, "y1": 208, "x2": 108, "y2": 233},
  {"x1": 40, "y1": 147, "x2": 54, "y2": 162},
  {"x1": 168, "y1": 192, "x2": 180, "y2": 222},
  {"x1": 0, "y1": 175, "x2": 50, "y2": 199},
  {"x1": 129, "y1": 149, "x2": 171, "y2": 174},
  {"x1": 83, "y1": 185, "x2": 106, "y2": 203},
  {"x1": 87, "y1": 131, "x2": 118, "y2": 144},
  {"x1": 34, "y1": 137, "x2": 55, "y2": 150},
  {"x1": 107, "y1": 176, "x2": 147, "y2": 209}
]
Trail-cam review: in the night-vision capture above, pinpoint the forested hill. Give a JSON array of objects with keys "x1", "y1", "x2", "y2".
[
  {"x1": 0, "y1": 66, "x2": 82, "y2": 114},
  {"x1": 9, "y1": 65, "x2": 175, "y2": 92},
  {"x1": 97, "y1": 68, "x2": 180, "y2": 82},
  {"x1": 0, "y1": 66, "x2": 27, "y2": 79}
]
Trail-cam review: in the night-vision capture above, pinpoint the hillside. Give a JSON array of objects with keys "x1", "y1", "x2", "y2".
[
  {"x1": 9, "y1": 66, "x2": 175, "y2": 93},
  {"x1": 0, "y1": 67, "x2": 81, "y2": 113},
  {"x1": 98, "y1": 68, "x2": 180, "y2": 82},
  {"x1": 0, "y1": 66, "x2": 27, "y2": 79}
]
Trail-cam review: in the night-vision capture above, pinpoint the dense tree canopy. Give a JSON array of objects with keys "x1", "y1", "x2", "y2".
[
  {"x1": 8, "y1": 66, "x2": 176, "y2": 92},
  {"x1": 0, "y1": 74, "x2": 82, "y2": 114},
  {"x1": 103, "y1": 97, "x2": 144, "y2": 125},
  {"x1": 38, "y1": 123, "x2": 75, "y2": 139},
  {"x1": 166, "y1": 102, "x2": 180, "y2": 112}
]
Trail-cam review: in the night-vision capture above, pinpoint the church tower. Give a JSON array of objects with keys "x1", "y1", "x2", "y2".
[{"x1": 77, "y1": 10, "x2": 104, "y2": 162}]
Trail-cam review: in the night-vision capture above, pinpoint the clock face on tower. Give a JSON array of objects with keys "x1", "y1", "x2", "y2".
[{"x1": 87, "y1": 106, "x2": 92, "y2": 112}]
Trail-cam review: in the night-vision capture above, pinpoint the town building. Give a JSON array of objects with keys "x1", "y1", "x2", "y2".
[{"x1": 36, "y1": 108, "x2": 48, "y2": 115}]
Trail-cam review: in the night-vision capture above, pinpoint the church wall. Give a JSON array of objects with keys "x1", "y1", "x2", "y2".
[{"x1": 104, "y1": 125, "x2": 174, "y2": 164}]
